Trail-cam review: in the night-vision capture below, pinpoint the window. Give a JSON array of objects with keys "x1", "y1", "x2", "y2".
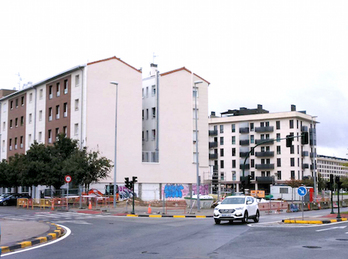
[
  {"x1": 74, "y1": 123, "x2": 79, "y2": 136},
  {"x1": 277, "y1": 158, "x2": 281, "y2": 167},
  {"x1": 277, "y1": 146, "x2": 281, "y2": 155},
  {"x1": 55, "y1": 105, "x2": 60, "y2": 119},
  {"x1": 48, "y1": 107, "x2": 52, "y2": 121},
  {"x1": 232, "y1": 148, "x2": 236, "y2": 156},
  {"x1": 290, "y1": 145, "x2": 294, "y2": 154},
  {"x1": 75, "y1": 99, "x2": 79, "y2": 111},
  {"x1": 276, "y1": 121, "x2": 280, "y2": 130},
  {"x1": 2, "y1": 121, "x2": 5, "y2": 131},
  {"x1": 290, "y1": 158, "x2": 295, "y2": 167},
  {"x1": 15, "y1": 118, "x2": 18, "y2": 127},
  {"x1": 20, "y1": 136, "x2": 23, "y2": 148},
  {"x1": 21, "y1": 116, "x2": 24, "y2": 125},
  {"x1": 289, "y1": 119, "x2": 294, "y2": 129},
  {"x1": 14, "y1": 137, "x2": 17, "y2": 149},
  {"x1": 250, "y1": 123, "x2": 254, "y2": 131},
  {"x1": 10, "y1": 100, "x2": 13, "y2": 109},
  {"x1": 64, "y1": 80, "x2": 68, "y2": 94},
  {"x1": 220, "y1": 172, "x2": 224, "y2": 181},
  {"x1": 220, "y1": 137, "x2": 224, "y2": 145},
  {"x1": 75, "y1": 75, "x2": 80, "y2": 86},
  {"x1": 2, "y1": 140, "x2": 5, "y2": 152},
  {"x1": 145, "y1": 130, "x2": 149, "y2": 141},
  {"x1": 48, "y1": 130, "x2": 52, "y2": 143},
  {"x1": 39, "y1": 110, "x2": 43, "y2": 121},
  {"x1": 291, "y1": 171, "x2": 295, "y2": 179},
  {"x1": 251, "y1": 159, "x2": 254, "y2": 168},
  {"x1": 232, "y1": 160, "x2": 236, "y2": 168},
  {"x1": 193, "y1": 131, "x2": 197, "y2": 142},
  {"x1": 15, "y1": 99, "x2": 18, "y2": 108},
  {"x1": 193, "y1": 87, "x2": 198, "y2": 98},
  {"x1": 49, "y1": 85, "x2": 53, "y2": 99},
  {"x1": 29, "y1": 113, "x2": 32, "y2": 124},
  {"x1": 276, "y1": 133, "x2": 280, "y2": 142},
  {"x1": 3, "y1": 103, "x2": 6, "y2": 112},
  {"x1": 231, "y1": 136, "x2": 235, "y2": 145},
  {"x1": 220, "y1": 160, "x2": 224, "y2": 169},
  {"x1": 55, "y1": 128, "x2": 59, "y2": 140},
  {"x1": 56, "y1": 83, "x2": 60, "y2": 97},
  {"x1": 63, "y1": 126, "x2": 68, "y2": 137},
  {"x1": 152, "y1": 129, "x2": 156, "y2": 141},
  {"x1": 28, "y1": 134, "x2": 32, "y2": 145},
  {"x1": 146, "y1": 87, "x2": 149, "y2": 98},
  {"x1": 231, "y1": 124, "x2": 235, "y2": 132},
  {"x1": 152, "y1": 85, "x2": 156, "y2": 96},
  {"x1": 277, "y1": 171, "x2": 282, "y2": 180},
  {"x1": 250, "y1": 135, "x2": 254, "y2": 144},
  {"x1": 64, "y1": 103, "x2": 68, "y2": 117},
  {"x1": 38, "y1": 132, "x2": 42, "y2": 142},
  {"x1": 152, "y1": 107, "x2": 156, "y2": 118},
  {"x1": 40, "y1": 89, "x2": 43, "y2": 99},
  {"x1": 142, "y1": 88, "x2": 145, "y2": 98},
  {"x1": 21, "y1": 96, "x2": 25, "y2": 105},
  {"x1": 146, "y1": 109, "x2": 149, "y2": 120},
  {"x1": 220, "y1": 125, "x2": 224, "y2": 133},
  {"x1": 220, "y1": 148, "x2": 224, "y2": 157},
  {"x1": 9, "y1": 138, "x2": 12, "y2": 150}
]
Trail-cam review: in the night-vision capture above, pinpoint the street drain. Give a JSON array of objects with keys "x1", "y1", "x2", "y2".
[
  {"x1": 303, "y1": 246, "x2": 321, "y2": 249},
  {"x1": 336, "y1": 239, "x2": 348, "y2": 241}
]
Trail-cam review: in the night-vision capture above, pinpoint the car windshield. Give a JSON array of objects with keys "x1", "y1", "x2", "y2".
[{"x1": 221, "y1": 197, "x2": 245, "y2": 205}]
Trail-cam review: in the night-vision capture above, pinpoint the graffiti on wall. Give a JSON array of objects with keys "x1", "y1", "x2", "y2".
[
  {"x1": 118, "y1": 186, "x2": 135, "y2": 200},
  {"x1": 163, "y1": 184, "x2": 210, "y2": 199}
]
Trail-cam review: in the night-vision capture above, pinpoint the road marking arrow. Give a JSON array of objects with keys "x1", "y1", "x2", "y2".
[{"x1": 316, "y1": 226, "x2": 347, "y2": 232}]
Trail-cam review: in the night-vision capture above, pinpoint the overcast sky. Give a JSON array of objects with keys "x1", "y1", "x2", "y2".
[{"x1": 1, "y1": 0, "x2": 347, "y2": 158}]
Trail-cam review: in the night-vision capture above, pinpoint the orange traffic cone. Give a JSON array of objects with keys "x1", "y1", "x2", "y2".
[
  {"x1": 89, "y1": 200, "x2": 92, "y2": 210},
  {"x1": 147, "y1": 204, "x2": 152, "y2": 214},
  {"x1": 51, "y1": 201, "x2": 54, "y2": 211}
]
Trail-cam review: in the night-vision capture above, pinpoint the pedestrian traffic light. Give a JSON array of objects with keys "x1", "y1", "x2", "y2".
[
  {"x1": 286, "y1": 135, "x2": 293, "y2": 147},
  {"x1": 301, "y1": 131, "x2": 309, "y2": 145},
  {"x1": 125, "y1": 177, "x2": 131, "y2": 189}
]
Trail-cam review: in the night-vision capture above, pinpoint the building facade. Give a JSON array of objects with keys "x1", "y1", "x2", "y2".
[
  {"x1": 317, "y1": 155, "x2": 348, "y2": 180},
  {"x1": 208, "y1": 105, "x2": 317, "y2": 194}
]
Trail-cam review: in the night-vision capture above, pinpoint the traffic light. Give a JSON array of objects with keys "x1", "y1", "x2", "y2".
[
  {"x1": 132, "y1": 176, "x2": 138, "y2": 184},
  {"x1": 301, "y1": 131, "x2": 309, "y2": 145},
  {"x1": 286, "y1": 135, "x2": 293, "y2": 147},
  {"x1": 125, "y1": 177, "x2": 131, "y2": 189},
  {"x1": 247, "y1": 175, "x2": 252, "y2": 185},
  {"x1": 335, "y1": 176, "x2": 342, "y2": 189},
  {"x1": 327, "y1": 174, "x2": 334, "y2": 191},
  {"x1": 212, "y1": 171, "x2": 218, "y2": 185}
]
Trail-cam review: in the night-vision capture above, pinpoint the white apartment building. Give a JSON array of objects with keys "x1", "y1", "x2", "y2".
[
  {"x1": 208, "y1": 105, "x2": 317, "y2": 194},
  {"x1": 0, "y1": 57, "x2": 211, "y2": 202},
  {"x1": 317, "y1": 155, "x2": 348, "y2": 180}
]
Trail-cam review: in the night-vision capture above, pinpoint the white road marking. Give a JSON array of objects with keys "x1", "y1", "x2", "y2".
[
  {"x1": 316, "y1": 226, "x2": 347, "y2": 232},
  {"x1": 1, "y1": 224, "x2": 71, "y2": 257}
]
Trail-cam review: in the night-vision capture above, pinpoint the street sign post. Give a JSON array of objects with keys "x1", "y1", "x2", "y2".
[
  {"x1": 298, "y1": 186, "x2": 307, "y2": 220},
  {"x1": 65, "y1": 175, "x2": 72, "y2": 210}
]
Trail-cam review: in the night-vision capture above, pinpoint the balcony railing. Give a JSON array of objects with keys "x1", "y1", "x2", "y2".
[
  {"x1": 209, "y1": 130, "x2": 218, "y2": 136},
  {"x1": 209, "y1": 142, "x2": 218, "y2": 149},
  {"x1": 255, "y1": 126, "x2": 274, "y2": 133},
  {"x1": 302, "y1": 151, "x2": 309, "y2": 157},
  {"x1": 256, "y1": 176, "x2": 275, "y2": 183},
  {"x1": 302, "y1": 163, "x2": 309, "y2": 169},
  {"x1": 240, "y1": 152, "x2": 249, "y2": 157},
  {"x1": 213, "y1": 165, "x2": 218, "y2": 172},
  {"x1": 209, "y1": 153, "x2": 218, "y2": 160},
  {"x1": 239, "y1": 127, "x2": 249, "y2": 134},
  {"x1": 255, "y1": 139, "x2": 274, "y2": 145},
  {"x1": 255, "y1": 151, "x2": 274, "y2": 157},
  {"x1": 240, "y1": 164, "x2": 250, "y2": 170},
  {"x1": 239, "y1": 140, "x2": 249, "y2": 146},
  {"x1": 255, "y1": 164, "x2": 274, "y2": 170}
]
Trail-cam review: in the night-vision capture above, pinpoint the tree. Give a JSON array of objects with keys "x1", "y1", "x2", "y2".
[
  {"x1": 7, "y1": 153, "x2": 27, "y2": 191},
  {"x1": 0, "y1": 159, "x2": 10, "y2": 188}
]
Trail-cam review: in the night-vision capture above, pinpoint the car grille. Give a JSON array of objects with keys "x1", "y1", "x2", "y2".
[{"x1": 219, "y1": 209, "x2": 235, "y2": 213}]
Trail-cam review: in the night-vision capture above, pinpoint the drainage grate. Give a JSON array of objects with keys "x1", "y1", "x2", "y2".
[{"x1": 303, "y1": 246, "x2": 322, "y2": 249}]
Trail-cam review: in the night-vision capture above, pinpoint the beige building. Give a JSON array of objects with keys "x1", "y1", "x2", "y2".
[
  {"x1": 317, "y1": 155, "x2": 348, "y2": 180},
  {"x1": 208, "y1": 105, "x2": 317, "y2": 194}
]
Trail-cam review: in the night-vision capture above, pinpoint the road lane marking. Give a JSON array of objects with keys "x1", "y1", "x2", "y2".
[{"x1": 316, "y1": 226, "x2": 347, "y2": 232}]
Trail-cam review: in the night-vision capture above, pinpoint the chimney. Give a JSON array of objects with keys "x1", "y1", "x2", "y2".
[
  {"x1": 291, "y1": 104, "x2": 296, "y2": 111},
  {"x1": 257, "y1": 104, "x2": 263, "y2": 110},
  {"x1": 150, "y1": 63, "x2": 158, "y2": 76}
]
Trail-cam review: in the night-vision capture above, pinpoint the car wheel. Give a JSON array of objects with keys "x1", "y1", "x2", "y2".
[
  {"x1": 214, "y1": 219, "x2": 221, "y2": 225},
  {"x1": 242, "y1": 211, "x2": 248, "y2": 223},
  {"x1": 3, "y1": 201, "x2": 8, "y2": 206},
  {"x1": 253, "y1": 210, "x2": 260, "y2": 223}
]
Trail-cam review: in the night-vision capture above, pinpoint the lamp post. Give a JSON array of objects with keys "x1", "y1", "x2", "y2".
[
  {"x1": 194, "y1": 80, "x2": 203, "y2": 211},
  {"x1": 110, "y1": 81, "x2": 119, "y2": 208},
  {"x1": 311, "y1": 116, "x2": 318, "y2": 201}
]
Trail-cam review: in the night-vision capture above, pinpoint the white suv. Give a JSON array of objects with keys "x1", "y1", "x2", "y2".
[{"x1": 213, "y1": 196, "x2": 260, "y2": 224}]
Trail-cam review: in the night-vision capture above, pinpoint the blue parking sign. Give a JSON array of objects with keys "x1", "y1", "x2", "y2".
[{"x1": 298, "y1": 186, "x2": 307, "y2": 197}]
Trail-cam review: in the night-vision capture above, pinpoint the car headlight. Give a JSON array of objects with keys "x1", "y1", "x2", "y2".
[
  {"x1": 214, "y1": 207, "x2": 219, "y2": 211},
  {"x1": 234, "y1": 207, "x2": 244, "y2": 211}
]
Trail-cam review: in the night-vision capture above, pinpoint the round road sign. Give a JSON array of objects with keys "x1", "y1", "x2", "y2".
[
  {"x1": 297, "y1": 186, "x2": 307, "y2": 197},
  {"x1": 65, "y1": 175, "x2": 72, "y2": 183}
]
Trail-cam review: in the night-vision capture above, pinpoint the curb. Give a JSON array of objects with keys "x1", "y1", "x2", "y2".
[
  {"x1": 0, "y1": 222, "x2": 65, "y2": 254},
  {"x1": 121, "y1": 214, "x2": 213, "y2": 218},
  {"x1": 282, "y1": 218, "x2": 348, "y2": 224}
]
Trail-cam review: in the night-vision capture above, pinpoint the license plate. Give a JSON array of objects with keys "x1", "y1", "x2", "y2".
[{"x1": 221, "y1": 214, "x2": 232, "y2": 217}]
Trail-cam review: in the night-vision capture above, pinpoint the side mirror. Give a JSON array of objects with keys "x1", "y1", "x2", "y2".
[
  {"x1": 218, "y1": 202, "x2": 221, "y2": 205},
  {"x1": 246, "y1": 201, "x2": 252, "y2": 205}
]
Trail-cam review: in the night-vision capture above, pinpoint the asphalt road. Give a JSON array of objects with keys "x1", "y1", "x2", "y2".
[{"x1": 2, "y1": 208, "x2": 348, "y2": 259}]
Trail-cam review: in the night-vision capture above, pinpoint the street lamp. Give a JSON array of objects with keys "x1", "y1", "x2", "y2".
[
  {"x1": 110, "y1": 81, "x2": 119, "y2": 208},
  {"x1": 194, "y1": 80, "x2": 203, "y2": 211},
  {"x1": 311, "y1": 116, "x2": 318, "y2": 201}
]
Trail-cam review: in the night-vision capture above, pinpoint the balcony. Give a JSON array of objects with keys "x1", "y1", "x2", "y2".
[
  {"x1": 255, "y1": 151, "x2": 274, "y2": 157},
  {"x1": 302, "y1": 151, "x2": 309, "y2": 157},
  {"x1": 240, "y1": 164, "x2": 250, "y2": 170},
  {"x1": 310, "y1": 153, "x2": 317, "y2": 158},
  {"x1": 255, "y1": 139, "x2": 274, "y2": 145},
  {"x1": 240, "y1": 152, "x2": 249, "y2": 158},
  {"x1": 239, "y1": 127, "x2": 249, "y2": 134},
  {"x1": 209, "y1": 142, "x2": 218, "y2": 149},
  {"x1": 255, "y1": 126, "x2": 274, "y2": 133},
  {"x1": 256, "y1": 176, "x2": 274, "y2": 184},
  {"x1": 255, "y1": 164, "x2": 274, "y2": 170},
  {"x1": 209, "y1": 130, "x2": 218, "y2": 136},
  {"x1": 209, "y1": 153, "x2": 218, "y2": 160},
  {"x1": 302, "y1": 163, "x2": 309, "y2": 169},
  {"x1": 239, "y1": 140, "x2": 249, "y2": 146}
]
